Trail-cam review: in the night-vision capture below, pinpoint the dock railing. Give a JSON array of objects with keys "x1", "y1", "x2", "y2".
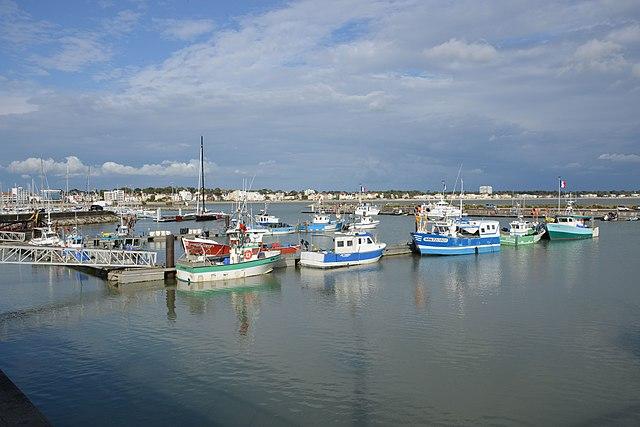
[{"x1": 0, "y1": 245, "x2": 157, "y2": 268}]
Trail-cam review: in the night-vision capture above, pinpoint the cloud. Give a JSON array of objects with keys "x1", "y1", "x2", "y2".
[
  {"x1": 633, "y1": 64, "x2": 640, "y2": 78},
  {"x1": 5, "y1": 157, "x2": 219, "y2": 178},
  {"x1": 607, "y1": 24, "x2": 640, "y2": 44},
  {"x1": 568, "y1": 39, "x2": 626, "y2": 72},
  {"x1": 423, "y1": 38, "x2": 498, "y2": 63},
  {"x1": 598, "y1": 153, "x2": 640, "y2": 163},
  {"x1": 154, "y1": 18, "x2": 215, "y2": 41},
  {"x1": 0, "y1": 0, "x2": 54, "y2": 47},
  {"x1": 6, "y1": 156, "x2": 89, "y2": 176},
  {"x1": 33, "y1": 35, "x2": 111, "y2": 72},
  {"x1": 103, "y1": 10, "x2": 141, "y2": 36}
]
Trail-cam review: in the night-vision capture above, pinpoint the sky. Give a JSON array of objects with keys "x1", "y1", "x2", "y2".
[{"x1": 0, "y1": 0, "x2": 639, "y2": 192}]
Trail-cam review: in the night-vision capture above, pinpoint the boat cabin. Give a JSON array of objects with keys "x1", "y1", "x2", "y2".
[
  {"x1": 333, "y1": 232, "x2": 376, "y2": 253},
  {"x1": 555, "y1": 215, "x2": 592, "y2": 228}
]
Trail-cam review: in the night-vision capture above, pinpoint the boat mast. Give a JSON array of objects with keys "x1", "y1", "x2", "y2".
[{"x1": 200, "y1": 136, "x2": 205, "y2": 214}]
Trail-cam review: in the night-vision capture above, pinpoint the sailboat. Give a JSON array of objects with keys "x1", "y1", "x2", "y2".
[
  {"x1": 29, "y1": 162, "x2": 63, "y2": 247},
  {"x1": 194, "y1": 136, "x2": 225, "y2": 222}
]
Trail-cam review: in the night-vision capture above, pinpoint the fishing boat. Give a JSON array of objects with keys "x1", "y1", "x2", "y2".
[
  {"x1": 258, "y1": 222, "x2": 296, "y2": 235},
  {"x1": 29, "y1": 223, "x2": 62, "y2": 246},
  {"x1": 545, "y1": 199, "x2": 599, "y2": 240},
  {"x1": 176, "y1": 245, "x2": 280, "y2": 282},
  {"x1": 500, "y1": 217, "x2": 545, "y2": 246},
  {"x1": 412, "y1": 180, "x2": 500, "y2": 255},
  {"x1": 419, "y1": 198, "x2": 463, "y2": 220},
  {"x1": 255, "y1": 204, "x2": 280, "y2": 225},
  {"x1": 412, "y1": 216, "x2": 501, "y2": 255},
  {"x1": 346, "y1": 215, "x2": 380, "y2": 230},
  {"x1": 182, "y1": 236, "x2": 230, "y2": 257},
  {"x1": 298, "y1": 211, "x2": 343, "y2": 232},
  {"x1": 63, "y1": 227, "x2": 85, "y2": 249},
  {"x1": 299, "y1": 231, "x2": 386, "y2": 268},
  {"x1": 354, "y1": 202, "x2": 380, "y2": 216}
]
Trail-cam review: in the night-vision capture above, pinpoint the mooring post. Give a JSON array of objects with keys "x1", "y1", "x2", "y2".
[{"x1": 165, "y1": 234, "x2": 175, "y2": 273}]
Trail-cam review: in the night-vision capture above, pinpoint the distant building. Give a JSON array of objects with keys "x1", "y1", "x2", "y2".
[
  {"x1": 11, "y1": 187, "x2": 29, "y2": 204},
  {"x1": 41, "y1": 189, "x2": 62, "y2": 201},
  {"x1": 224, "y1": 190, "x2": 265, "y2": 202},
  {"x1": 178, "y1": 190, "x2": 193, "y2": 202},
  {"x1": 104, "y1": 189, "x2": 125, "y2": 204},
  {"x1": 479, "y1": 186, "x2": 493, "y2": 195}
]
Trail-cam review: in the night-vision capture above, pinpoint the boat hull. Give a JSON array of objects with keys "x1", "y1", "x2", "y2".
[
  {"x1": 546, "y1": 223, "x2": 595, "y2": 240},
  {"x1": 299, "y1": 247, "x2": 385, "y2": 269},
  {"x1": 176, "y1": 255, "x2": 279, "y2": 282},
  {"x1": 411, "y1": 233, "x2": 500, "y2": 255},
  {"x1": 182, "y1": 238, "x2": 230, "y2": 257},
  {"x1": 500, "y1": 231, "x2": 545, "y2": 246}
]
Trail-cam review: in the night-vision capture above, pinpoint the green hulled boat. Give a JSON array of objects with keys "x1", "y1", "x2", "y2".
[
  {"x1": 500, "y1": 217, "x2": 545, "y2": 246},
  {"x1": 545, "y1": 201, "x2": 599, "y2": 240}
]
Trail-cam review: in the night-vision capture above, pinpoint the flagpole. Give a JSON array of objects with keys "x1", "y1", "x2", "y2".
[{"x1": 557, "y1": 176, "x2": 561, "y2": 213}]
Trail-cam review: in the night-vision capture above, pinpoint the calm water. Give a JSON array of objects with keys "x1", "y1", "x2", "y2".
[{"x1": 2, "y1": 203, "x2": 640, "y2": 425}]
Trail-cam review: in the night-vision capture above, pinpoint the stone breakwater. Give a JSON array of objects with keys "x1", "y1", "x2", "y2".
[{"x1": 0, "y1": 210, "x2": 119, "y2": 229}]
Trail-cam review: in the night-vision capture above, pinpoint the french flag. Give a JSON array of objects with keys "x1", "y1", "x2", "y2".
[{"x1": 561, "y1": 180, "x2": 567, "y2": 189}]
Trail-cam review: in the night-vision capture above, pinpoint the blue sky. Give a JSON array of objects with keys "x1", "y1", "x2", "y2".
[{"x1": 1, "y1": 0, "x2": 639, "y2": 191}]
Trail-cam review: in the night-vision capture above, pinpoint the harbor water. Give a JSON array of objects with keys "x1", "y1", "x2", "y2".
[{"x1": 1, "y1": 203, "x2": 640, "y2": 425}]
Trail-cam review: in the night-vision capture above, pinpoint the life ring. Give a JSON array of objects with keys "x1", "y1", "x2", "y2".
[{"x1": 244, "y1": 250, "x2": 252, "y2": 259}]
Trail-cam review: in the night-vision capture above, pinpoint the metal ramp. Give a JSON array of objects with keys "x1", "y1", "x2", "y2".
[
  {"x1": 0, "y1": 231, "x2": 27, "y2": 243},
  {"x1": 0, "y1": 245, "x2": 157, "y2": 268}
]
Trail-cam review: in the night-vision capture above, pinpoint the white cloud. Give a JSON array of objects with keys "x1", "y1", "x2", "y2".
[
  {"x1": 103, "y1": 10, "x2": 140, "y2": 36},
  {"x1": 155, "y1": 18, "x2": 215, "y2": 41},
  {"x1": 6, "y1": 156, "x2": 89, "y2": 176},
  {"x1": 424, "y1": 38, "x2": 498, "y2": 63},
  {"x1": 569, "y1": 39, "x2": 626, "y2": 72},
  {"x1": 607, "y1": 24, "x2": 640, "y2": 44},
  {"x1": 598, "y1": 153, "x2": 640, "y2": 163},
  {"x1": 34, "y1": 35, "x2": 111, "y2": 72},
  {"x1": 5, "y1": 157, "x2": 218, "y2": 177}
]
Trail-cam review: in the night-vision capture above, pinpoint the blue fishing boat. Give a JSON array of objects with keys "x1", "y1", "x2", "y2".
[
  {"x1": 258, "y1": 222, "x2": 296, "y2": 235},
  {"x1": 298, "y1": 212, "x2": 343, "y2": 232},
  {"x1": 411, "y1": 216, "x2": 501, "y2": 255},
  {"x1": 299, "y1": 231, "x2": 386, "y2": 268}
]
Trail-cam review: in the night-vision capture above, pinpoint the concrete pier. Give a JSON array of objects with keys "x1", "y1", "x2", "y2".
[{"x1": 0, "y1": 369, "x2": 50, "y2": 426}]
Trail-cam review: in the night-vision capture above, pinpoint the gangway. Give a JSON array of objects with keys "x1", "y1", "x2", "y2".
[
  {"x1": 0, "y1": 245, "x2": 157, "y2": 268},
  {"x1": 0, "y1": 231, "x2": 27, "y2": 242}
]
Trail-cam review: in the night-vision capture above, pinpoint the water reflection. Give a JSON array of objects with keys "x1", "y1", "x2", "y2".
[
  {"x1": 176, "y1": 275, "x2": 281, "y2": 336},
  {"x1": 299, "y1": 265, "x2": 381, "y2": 309}
]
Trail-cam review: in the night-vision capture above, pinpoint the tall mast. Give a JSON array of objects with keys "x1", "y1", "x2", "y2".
[{"x1": 200, "y1": 136, "x2": 205, "y2": 213}]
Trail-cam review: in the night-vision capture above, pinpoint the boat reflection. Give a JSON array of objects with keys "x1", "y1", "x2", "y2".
[
  {"x1": 176, "y1": 275, "x2": 281, "y2": 336},
  {"x1": 299, "y1": 264, "x2": 381, "y2": 308}
]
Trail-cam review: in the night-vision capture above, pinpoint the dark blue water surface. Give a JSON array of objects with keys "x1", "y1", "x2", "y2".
[{"x1": 1, "y1": 203, "x2": 640, "y2": 425}]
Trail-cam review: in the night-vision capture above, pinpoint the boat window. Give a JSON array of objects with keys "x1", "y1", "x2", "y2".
[
  {"x1": 481, "y1": 228, "x2": 485, "y2": 233},
  {"x1": 367, "y1": 238, "x2": 373, "y2": 244},
  {"x1": 337, "y1": 241, "x2": 344, "y2": 247},
  {"x1": 347, "y1": 240, "x2": 353, "y2": 247},
  {"x1": 358, "y1": 238, "x2": 362, "y2": 244}
]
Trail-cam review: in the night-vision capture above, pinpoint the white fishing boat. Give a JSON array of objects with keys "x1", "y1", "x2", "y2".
[
  {"x1": 299, "y1": 231, "x2": 386, "y2": 269},
  {"x1": 347, "y1": 215, "x2": 380, "y2": 230},
  {"x1": 354, "y1": 202, "x2": 380, "y2": 216},
  {"x1": 29, "y1": 223, "x2": 62, "y2": 247}
]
